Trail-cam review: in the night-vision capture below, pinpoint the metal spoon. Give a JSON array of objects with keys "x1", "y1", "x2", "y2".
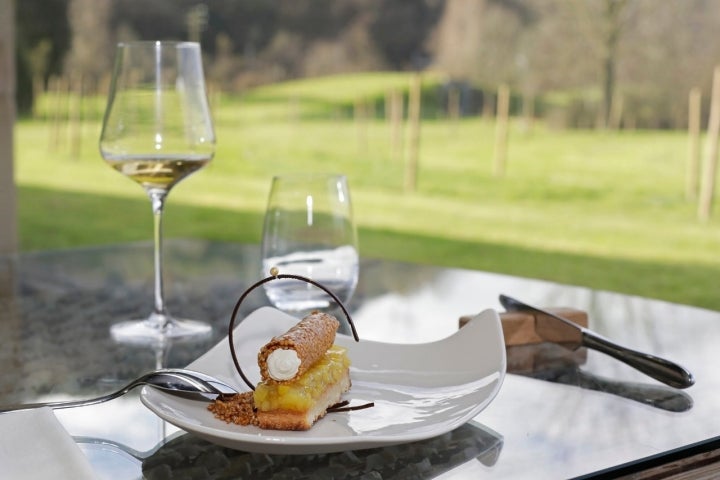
[{"x1": 0, "y1": 368, "x2": 238, "y2": 413}]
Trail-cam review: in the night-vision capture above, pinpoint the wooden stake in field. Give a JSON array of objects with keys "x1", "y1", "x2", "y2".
[
  {"x1": 388, "y1": 88, "x2": 404, "y2": 163},
  {"x1": 448, "y1": 84, "x2": 460, "y2": 122},
  {"x1": 69, "y1": 75, "x2": 84, "y2": 160},
  {"x1": 354, "y1": 96, "x2": 369, "y2": 155},
  {"x1": 493, "y1": 84, "x2": 510, "y2": 177},
  {"x1": 405, "y1": 73, "x2": 422, "y2": 192},
  {"x1": 698, "y1": 66, "x2": 720, "y2": 221},
  {"x1": 687, "y1": 87, "x2": 702, "y2": 201},
  {"x1": 50, "y1": 75, "x2": 68, "y2": 152}
]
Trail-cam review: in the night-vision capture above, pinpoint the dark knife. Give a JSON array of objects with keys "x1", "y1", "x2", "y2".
[{"x1": 499, "y1": 294, "x2": 695, "y2": 389}]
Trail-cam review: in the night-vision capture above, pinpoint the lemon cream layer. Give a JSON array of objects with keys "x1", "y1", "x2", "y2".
[{"x1": 254, "y1": 345, "x2": 350, "y2": 412}]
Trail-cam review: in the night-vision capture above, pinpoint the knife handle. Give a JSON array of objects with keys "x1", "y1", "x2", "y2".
[{"x1": 581, "y1": 331, "x2": 695, "y2": 389}]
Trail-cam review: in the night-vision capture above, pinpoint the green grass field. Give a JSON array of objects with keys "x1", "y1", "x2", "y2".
[{"x1": 15, "y1": 72, "x2": 720, "y2": 311}]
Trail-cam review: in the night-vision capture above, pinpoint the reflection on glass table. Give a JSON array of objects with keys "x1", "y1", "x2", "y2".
[
  {"x1": 75, "y1": 421, "x2": 502, "y2": 480},
  {"x1": 1, "y1": 240, "x2": 719, "y2": 479}
]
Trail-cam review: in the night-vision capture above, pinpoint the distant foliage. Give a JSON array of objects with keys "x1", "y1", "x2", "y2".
[{"x1": 15, "y1": 0, "x2": 720, "y2": 128}]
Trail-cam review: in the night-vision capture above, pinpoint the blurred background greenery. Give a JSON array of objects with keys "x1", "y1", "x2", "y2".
[{"x1": 12, "y1": 1, "x2": 720, "y2": 310}]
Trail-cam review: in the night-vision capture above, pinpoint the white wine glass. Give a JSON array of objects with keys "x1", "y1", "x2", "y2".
[
  {"x1": 261, "y1": 174, "x2": 359, "y2": 314},
  {"x1": 99, "y1": 41, "x2": 215, "y2": 343}
]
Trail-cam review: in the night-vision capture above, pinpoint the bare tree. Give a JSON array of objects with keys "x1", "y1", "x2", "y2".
[
  {"x1": 65, "y1": 0, "x2": 112, "y2": 85},
  {"x1": 15, "y1": 0, "x2": 720, "y2": 130},
  {"x1": 599, "y1": 0, "x2": 630, "y2": 128},
  {"x1": 430, "y1": 0, "x2": 526, "y2": 85},
  {"x1": 621, "y1": 0, "x2": 720, "y2": 129},
  {"x1": 27, "y1": 39, "x2": 52, "y2": 117}
]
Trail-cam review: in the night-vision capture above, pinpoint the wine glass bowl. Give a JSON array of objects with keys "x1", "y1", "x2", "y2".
[
  {"x1": 99, "y1": 41, "x2": 215, "y2": 343},
  {"x1": 100, "y1": 41, "x2": 214, "y2": 195},
  {"x1": 261, "y1": 174, "x2": 359, "y2": 313}
]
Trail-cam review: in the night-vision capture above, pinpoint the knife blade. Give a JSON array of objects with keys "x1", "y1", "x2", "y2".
[{"x1": 499, "y1": 294, "x2": 695, "y2": 389}]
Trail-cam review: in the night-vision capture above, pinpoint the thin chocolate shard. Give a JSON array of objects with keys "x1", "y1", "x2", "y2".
[{"x1": 327, "y1": 401, "x2": 375, "y2": 413}]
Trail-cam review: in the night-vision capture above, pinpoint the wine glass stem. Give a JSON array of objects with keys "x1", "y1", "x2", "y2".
[{"x1": 150, "y1": 191, "x2": 169, "y2": 326}]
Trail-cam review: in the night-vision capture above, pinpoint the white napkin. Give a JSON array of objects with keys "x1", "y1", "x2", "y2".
[{"x1": 0, "y1": 407, "x2": 96, "y2": 480}]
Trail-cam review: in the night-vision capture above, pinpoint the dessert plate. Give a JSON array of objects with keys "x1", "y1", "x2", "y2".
[{"x1": 141, "y1": 306, "x2": 506, "y2": 454}]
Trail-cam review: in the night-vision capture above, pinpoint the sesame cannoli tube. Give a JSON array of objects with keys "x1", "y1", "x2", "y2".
[{"x1": 258, "y1": 311, "x2": 340, "y2": 383}]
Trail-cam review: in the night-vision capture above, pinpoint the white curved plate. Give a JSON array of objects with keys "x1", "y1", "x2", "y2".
[{"x1": 141, "y1": 306, "x2": 506, "y2": 454}]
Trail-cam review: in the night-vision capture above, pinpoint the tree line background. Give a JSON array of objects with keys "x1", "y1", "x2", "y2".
[{"x1": 14, "y1": 0, "x2": 720, "y2": 130}]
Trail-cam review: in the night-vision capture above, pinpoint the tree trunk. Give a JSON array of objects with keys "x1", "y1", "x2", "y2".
[{"x1": 600, "y1": 0, "x2": 627, "y2": 129}]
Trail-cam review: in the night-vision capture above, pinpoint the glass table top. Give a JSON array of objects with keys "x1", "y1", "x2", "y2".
[{"x1": 0, "y1": 240, "x2": 717, "y2": 479}]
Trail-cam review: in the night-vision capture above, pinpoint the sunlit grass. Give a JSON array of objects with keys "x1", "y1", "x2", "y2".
[
  {"x1": 15, "y1": 72, "x2": 720, "y2": 310},
  {"x1": 245, "y1": 71, "x2": 443, "y2": 103}
]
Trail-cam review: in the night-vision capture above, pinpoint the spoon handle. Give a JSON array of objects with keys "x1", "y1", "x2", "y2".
[
  {"x1": 0, "y1": 378, "x2": 150, "y2": 412},
  {"x1": 0, "y1": 390, "x2": 127, "y2": 413}
]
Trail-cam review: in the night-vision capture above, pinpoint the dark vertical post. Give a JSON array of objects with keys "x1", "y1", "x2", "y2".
[{"x1": 0, "y1": 0, "x2": 18, "y2": 253}]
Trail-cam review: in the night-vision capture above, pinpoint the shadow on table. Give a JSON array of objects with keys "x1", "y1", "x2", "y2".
[{"x1": 507, "y1": 343, "x2": 693, "y2": 413}]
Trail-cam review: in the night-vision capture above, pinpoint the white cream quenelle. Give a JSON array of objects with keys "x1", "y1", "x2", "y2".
[
  {"x1": 267, "y1": 349, "x2": 301, "y2": 381},
  {"x1": 258, "y1": 311, "x2": 340, "y2": 383}
]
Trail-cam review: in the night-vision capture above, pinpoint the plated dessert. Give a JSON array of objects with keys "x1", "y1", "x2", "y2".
[
  {"x1": 141, "y1": 306, "x2": 505, "y2": 454},
  {"x1": 209, "y1": 311, "x2": 356, "y2": 430}
]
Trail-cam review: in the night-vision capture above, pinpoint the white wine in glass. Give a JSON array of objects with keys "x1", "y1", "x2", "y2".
[{"x1": 99, "y1": 41, "x2": 215, "y2": 343}]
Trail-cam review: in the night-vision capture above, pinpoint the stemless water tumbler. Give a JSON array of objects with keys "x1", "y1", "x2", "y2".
[{"x1": 261, "y1": 174, "x2": 359, "y2": 313}]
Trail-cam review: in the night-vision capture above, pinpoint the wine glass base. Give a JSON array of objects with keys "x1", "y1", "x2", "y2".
[{"x1": 110, "y1": 316, "x2": 212, "y2": 345}]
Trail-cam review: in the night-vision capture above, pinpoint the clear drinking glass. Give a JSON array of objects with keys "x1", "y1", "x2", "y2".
[
  {"x1": 99, "y1": 41, "x2": 215, "y2": 342},
  {"x1": 261, "y1": 174, "x2": 359, "y2": 313}
]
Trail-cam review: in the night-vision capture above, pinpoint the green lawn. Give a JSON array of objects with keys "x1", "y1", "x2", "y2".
[{"x1": 15, "y1": 73, "x2": 720, "y2": 311}]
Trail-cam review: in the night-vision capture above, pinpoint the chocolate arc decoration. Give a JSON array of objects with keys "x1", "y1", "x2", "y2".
[{"x1": 228, "y1": 273, "x2": 359, "y2": 391}]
